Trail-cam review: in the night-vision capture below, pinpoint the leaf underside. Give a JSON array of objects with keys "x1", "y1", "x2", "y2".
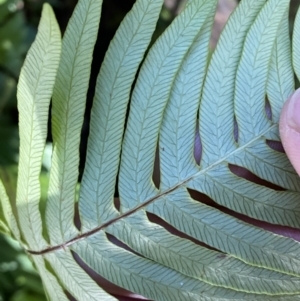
[
  {"x1": 16, "y1": 3, "x2": 61, "y2": 250},
  {"x1": 6, "y1": 0, "x2": 300, "y2": 300}
]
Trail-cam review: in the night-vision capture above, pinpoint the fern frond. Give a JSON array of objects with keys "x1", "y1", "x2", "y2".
[
  {"x1": 0, "y1": 219, "x2": 9, "y2": 234},
  {"x1": 79, "y1": 0, "x2": 164, "y2": 230},
  {"x1": 74, "y1": 229, "x2": 300, "y2": 300},
  {"x1": 16, "y1": 3, "x2": 61, "y2": 250},
  {"x1": 148, "y1": 187, "x2": 300, "y2": 277},
  {"x1": 234, "y1": 0, "x2": 289, "y2": 144},
  {"x1": 0, "y1": 178, "x2": 20, "y2": 239},
  {"x1": 32, "y1": 256, "x2": 69, "y2": 301},
  {"x1": 74, "y1": 1, "x2": 299, "y2": 300},
  {"x1": 9, "y1": 0, "x2": 300, "y2": 299},
  {"x1": 267, "y1": 8, "x2": 294, "y2": 122},
  {"x1": 119, "y1": 0, "x2": 218, "y2": 210},
  {"x1": 200, "y1": 0, "x2": 267, "y2": 167},
  {"x1": 227, "y1": 127, "x2": 300, "y2": 192},
  {"x1": 45, "y1": 250, "x2": 116, "y2": 300},
  {"x1": 47, "y1": 0, "x2": 102, "y2": 244},
  {"x1": 159, "y1": 3, "x2": 215, "y2": 189},
  {"x1": 107, "y1": 210, "x2": 300, "y2": 295}
]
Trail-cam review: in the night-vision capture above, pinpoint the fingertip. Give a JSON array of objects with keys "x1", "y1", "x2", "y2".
[{"x1": 280, "y1": 88, "x2": 300, "y2": 176}]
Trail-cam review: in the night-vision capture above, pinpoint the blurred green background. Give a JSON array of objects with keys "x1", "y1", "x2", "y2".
[{"x1": 0, "y1": 0, "x2": 299, "y2": 300}]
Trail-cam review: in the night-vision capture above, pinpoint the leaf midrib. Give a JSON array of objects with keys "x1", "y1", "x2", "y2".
[
  {"x1": 53, "y1": 0, "x2": 95, "y2": 242},
  {"x1": 27, "y1": 123, "x2": 278, "y2": 255}
]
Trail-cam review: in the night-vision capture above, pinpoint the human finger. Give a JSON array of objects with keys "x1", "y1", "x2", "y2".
[{"x1": 280, "y1": 88, "x2": 300, "y2": 176}]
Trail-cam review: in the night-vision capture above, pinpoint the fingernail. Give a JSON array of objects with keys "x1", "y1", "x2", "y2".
[{"x1": 287, "y1": 88, "x2": 300, "y2": 131}]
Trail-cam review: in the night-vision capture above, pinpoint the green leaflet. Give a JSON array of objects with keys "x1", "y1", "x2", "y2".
[
  {"x1": 293, "y1": 6, "x2": 300, "y2": 81},
  {"x1": 188, "y1": 164, "x2": 300, "y2": 228},
  {"x1": 148, "y1": 187, "x2": 300, "y2": 277},
  {"x1": 234, "y1": 0, "x2": 289, "y2": 145},
  {"x1": 0, "y1": 178, "x2": 20, "y2": 239},
  {"x1": 227, "y1": 127, "x2": 300, "y2": 192},
  {"x1": 47, "y1": 0, "x2": 103, "y2": 244},
  {"x1": 32, "y1": 256, "x2": 69, "y2": 301},
  {"x1": 199, "y1": 0, "x2": 267, "y2": 167},
  {"x1": 0, "y1": 219, "x2": 9, "y2": 234},
  {"x1": 0, "y1": 180, "x2": 9, "y2": 234},
  {"x1": 79, "y1": 0, "x2": 164, "y2": 230},
  {"x1": 0, "y1": 207, "x2": 9, "y2": 235},
  {"x1": 159, "y1": 3, "x2": 215, "y2": 190},
  {"x1": 45, "y1": 250, "x2": 116, "y2": 301},
  {"x1": 119, "y1": 0, "x2": 218, "y2": 211},
  {"x1": 267, "y1": 8, "x2": 294, "y2": 123},
  {"x1": 16, "y1": 3, "x2": 61, "y2": 250},
  {"x1": 74, "y1": 232, "x2": 217, "y2": 301},
  {"x1": 73, "y1": 231, "x2": 300, "y2": 300},
  {"x1": 107, "y1": 211, "x2": 300, "y2": 295}
]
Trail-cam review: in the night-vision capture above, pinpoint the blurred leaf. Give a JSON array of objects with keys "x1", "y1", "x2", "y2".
[
  {"x1": 0, "y1": 3, "x2": 29, "y2": 74},
  {"x1": 0, "y1": 174, "x2": 20, "y2": 240},
  {"x1": 0, "y1": 74, "x2": 16, "y2": 113},
  {"x1": 0, "y1": 119, "x2": 19, "y2": 166},
  {"x1": 11, "y1": 291, "x2": 46, "y2": 301},
  {"x1": 0, "y1": 219, "x2": 9, "y2": 234}
]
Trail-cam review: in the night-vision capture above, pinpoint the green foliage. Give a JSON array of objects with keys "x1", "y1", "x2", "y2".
[
  {"x1": 0, "y1": 0, "x2": 34, "y2": 167},
  {"x1": 1, "y1": 0, "x2": 300, "y2": 300},
  {"x1": 16, "y1": 2, "x2": 61, "y2": 250}
]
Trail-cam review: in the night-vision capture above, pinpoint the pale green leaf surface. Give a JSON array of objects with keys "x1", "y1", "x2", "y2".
[
  {"x1": 159, "y1": 7, "x2": 215, "y2": 190},
  {"x1": 16, "y1": 3, "x2": 61, "y2": 250},
  {"x1": 79, "y1": 0, "x2": 164, "y2": 230},
  {"x1": 47, "y1": 0, "x2": 102, "y2": 244},
  {"x1": 0, "y1": 183, "x2": 10, "y2": 232},
  {"x1": 267, "y1": 8, "x2": 294, "y2": 123},
  {"x1": 0, "y1": 219, "x2": 9, "y2": 234},
  {"x1": 118, "y1": 0, "x2": 217, "y2": 211},
  {"x1": 234, "y1": 0, "x2": 289, "y2": 145},
  {"x1": 227, "y1": 129, "x2": 300, "y2": 192},
  {"x1": 199, "y1": 0, "x2": 267, "y2": 168},
  {"x1": 293, "y1": 6, "x2": 300, "y2": 81},
  {"x1": 107, "y1": 211, "x2": 300, "y2": 295},
  {"x1": 188, "y1": 164, "x2": 300, "y2": 228},
  {"x1": 148, "y1": 187, "x2": 300, "y2": 277},
  {"x1": 0, "y1": 177, "x2": 20, "y2": 239},
  {"x1": 72, "y1": 231, "x2": 300, "y2": 301},
  {"x1": 45, "y1": 250, "x2": 116, "y2": 301},
  {"x1": 32, "y1": 255, "x2": 69, "y2": 301},
  {"x1": 0, "y1": 168, "x2": 17, "y2": 213}
]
